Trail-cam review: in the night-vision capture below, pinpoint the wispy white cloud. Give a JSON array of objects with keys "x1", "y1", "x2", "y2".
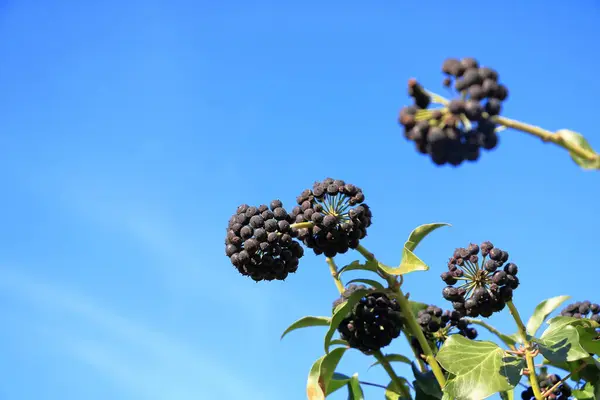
[{"x1": 0, "y1": 266, "x2": 277, "y2": 400}]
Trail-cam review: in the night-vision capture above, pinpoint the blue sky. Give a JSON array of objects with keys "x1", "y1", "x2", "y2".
[{"x1": 0, "y1": 1, "x2": 599, "y2": 399}]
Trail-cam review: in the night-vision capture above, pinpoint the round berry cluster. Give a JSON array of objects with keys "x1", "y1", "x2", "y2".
[
  {"x1": 412, "y1": 305, "x2": 478, "y2": 354},
  {"x1": 521, "y1": 374, "x2": 571, "y2": 400},
  {"x1": 560, "y1": 301, "x2": 600, "y2": 323},
  {"x1": 334, "y1": 285, "x2": 404, "y2": 354},
  {"x1": 292, "y1": 178, "x2": 372, "y2": 257},
  {"x1": 441, "y1": 242, "x2": 518, "y2": 318},
  {"x1": 398, "y1": 57, "x2": 509, "y2": 166},
  {"x1": 225, "y1": 201, "x2": 304, "y2": 281}
]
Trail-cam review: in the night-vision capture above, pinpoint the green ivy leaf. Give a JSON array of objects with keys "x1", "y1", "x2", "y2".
[
  {"x1": 436, "y1": 335, "x2": 524, "y2": 400},
  {"x1": 306, "y1": 348, "x2": 348, "y2": 400},
  {"x1": 404, "y1": 223, "x2": 451, "y2": 251},
  {"x1": 526, "y1": 295, "x2": 571, "y2": 337},
  {"x1": 345, "y1": 278, "x2": 385, "y2": 290},
  {"x1": 380, "y1": 223, "x2": 450, "y2": 276},
  {"x1": 326, "y1": 373, "x2": 351, "y2": 396},
  {"x1": 572, "y1": 382, "x2": 598, "y2": 400},
  {"x1": 281, "y1": 316, "x2": 331, "y2": 340},
  {"x1": 556, "y1": 129, "x2": 600, "y2": 170},
  {"x1": 347, "y1": 374, "x2": 365, "y2": 400},
  {"x1": 409, "y1": 301, "x2": 430, "y2": 318},
  {"x1": 324, "y1": 289, "x2": 371, "y2": 353},
  {"x1": 337, "y1": 260, "x2": 379, "y2": 278},
  {"x1": 411, "y1": 362, "x2": 442, "y2": 399},
  {"x1": 499, "y1": 390, "x2": 515, "y2": 400},
  {"x1": 369, "y1": 354, "x2": 412, "y2": 369},
  {"x1": 330, "y1": 339, "x2": 349, "y2": 348},
  {"x1": 537, "y1": 316, "x2": 596, "y2": 363},
  {"x1": 385, "y1": 378, "x2": 412, "y2": 400},
  {"x1": 576, "y1": 325, "x2": 600, "y2": 356}
]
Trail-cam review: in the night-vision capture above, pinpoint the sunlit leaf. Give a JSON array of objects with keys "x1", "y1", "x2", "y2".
[
  {"x1": 556, "y1": 129, "x2": 600, "y2": 170},
  {"x1": 385, "y1": 378, "x2": 411, "y2": 400},
  {"x1": 337, "y1": 260, "x2": 379, "y2": 278},
  {"x1": 382, "y1": 223, "x2": 450, "y2": 276},
  {"x1": 526, "y1": 295, "x2": 570, "y2": 337},
  {"x1": 281, "y1": 316, "x2": 331, "y2": 340},
  {"x1": 306, "y1": 348, "x2": 349, "y2": 400},
  {"x1": 537, "y1": 316, "x2": 597, "y2": 363},
  {"x1": 436, "y1": 335, "x2": 524, "y2": 400}
]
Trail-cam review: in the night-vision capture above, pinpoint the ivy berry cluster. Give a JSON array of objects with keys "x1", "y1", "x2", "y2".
[
  {"x1": 333, "y1": 284, "x2": 404, "y2": 355},
  {"x1": 398, "y1": 57, "x2": 509, "y2": 166},
  {"x1": 441, "y1": 241, "x2": 518, "y2": 318},
  {"x1": 292, "y1": 178, "x2": 372, "y2": 258},
  {"x1": 560, "y1": 301, "x2": 600, "y2": 323},
  {"x1": 522, "y1": 373, "x2": 572, "y2": 400},
  {"x1": 225, "y1": 201, "x2": 304, "y2": 281}
]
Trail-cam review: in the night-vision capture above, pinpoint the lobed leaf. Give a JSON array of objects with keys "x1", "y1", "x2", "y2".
[
  {"x1": 436, "y1": 335, "x2": 524, "y2": 400},
  {"x1": 281, "y1": 316, "x2": 331, "y2": 340},
  {"x1": 526, "y1": 295, "x2": 570, "y2": 337},
  {"x1": 537, "y1": 316, "x2": 597, "y2": 363},
  {"x1": 556, "y1": 129, "x2": 600, "y2": 170}
]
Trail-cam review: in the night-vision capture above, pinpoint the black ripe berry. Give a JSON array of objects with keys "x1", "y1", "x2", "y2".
[
  {"x1": 334, "y1": 287, "x2": 404, "y2": 354},
  {"x1": 225, "y1": 201, "x2": 304, "y2": 281},
  {"x1": 442, "y1": 241, "x2": 517, "y2": 318},
  {"x1": 294, "y1": 178, "x2": 372, "y2": 257},
  {"x1": 522, "y1": 373, "x2": 572, "y2": 400}
]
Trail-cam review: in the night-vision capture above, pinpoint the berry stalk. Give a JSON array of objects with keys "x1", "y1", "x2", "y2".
[
  {"x1": 540, "y1": 362, "x2": 586, "y2": 398},
  {"x1": 506, "y1": 301, "x2": 543, "y2": 400},
  {"x1": 373, "y1": 351, "x2": 412, "y2": 399},
  {"x1": 355, "y1": 244, "x2": 447, "y2": 388},
  {"x1": 290, "y1": 221, "x2": 314, "y2": 230},
  {"x1": 492, "y1": 115, "x2": 600, "y2": 163},
  {"x1": 326, "y1": 257, "x2": 345, "y2": 294}
]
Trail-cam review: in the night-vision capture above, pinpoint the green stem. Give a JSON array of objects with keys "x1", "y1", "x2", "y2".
[
  {"x1": 374, "y1": 351, "x2": 412, "y2": 399},
  {"x1": 355, "y1": 244, "x2": 446, "y2": 388},
  {"x1": 290, "y1": 221, "x2": 313, "y2": 230},
  {"x1": 326, "y1": 257, "x2": 345, "y2": 294},
  {"x1": 506, "y1": 301, "x2": 543, "y2": 400},
  {"x1": 493, "y1": 115, "x2": 600, "y2": 163}
]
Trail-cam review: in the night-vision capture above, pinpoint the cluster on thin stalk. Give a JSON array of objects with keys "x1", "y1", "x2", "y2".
[
  {"x1": 521, "y1": 373, "x2": 572, "y2": 400},
  {"x1": 560, "y1": 300, "x2": 600, "y2": 323},
  {"x1": 411, "y1": 305, "x2": 478, "y2": 355},
  {"x1": 292, "y1": 178, "x2": 372, "y2": 257},
  {"x1": 225, "y1": 201, "x2": 304, "y2": 281},
  {"x1": 332, "y1": 284, "x2": 404, "y2": 354},
  {"x1": 440, "y1": 241, "x2": 518, "y2": 318},
  {"x1": 398, "y1": 57, "x2": 509, "y2": 166}
]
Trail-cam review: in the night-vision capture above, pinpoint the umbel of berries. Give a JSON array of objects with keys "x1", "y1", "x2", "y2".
[
  {"x1": 398, "y1": 57, "x2": 509, "y2": 166},
  {"x1": 415, "y1": 305, "x2": 478, "y2": 351},
  {"x1": 225, "y1": 201, "x2": 304, "y2": 282},
  {"x1": 292, "y1": 178, "x2": 372, "y2": 257},
  {"x1": 333, "y1": 285, "x2": 404, "y2": 354},
  {"x1": 560, "y1": 301, "x2": 600, "y2": 323},
  {"x1": 521, "y1": 373, "x2": 571, "y2": 400},
  {"x1": 440, "y1": 241, "x2": 519, "y2": 318}
]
